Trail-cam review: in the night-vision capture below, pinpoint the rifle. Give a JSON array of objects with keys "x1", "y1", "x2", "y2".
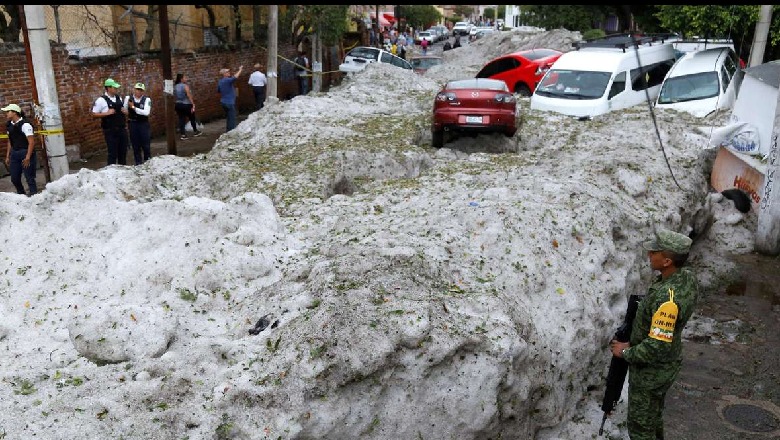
[{"x1": 598, "y1": 293, "x2": 643, "y2": 435}]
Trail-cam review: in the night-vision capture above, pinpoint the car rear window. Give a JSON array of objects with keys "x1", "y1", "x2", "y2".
[
  {"x1": 522, "y1": 49, "x2": 560, "y2": 60},
  {"x1": 348, "y1": 47, "x2": 379, "y2": 60},
  {"x1": 447, "y1": 79, "x2": 507, "y2": 91}
]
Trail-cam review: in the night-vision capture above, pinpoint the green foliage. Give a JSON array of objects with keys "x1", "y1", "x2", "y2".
[
  {"x1": 301, "y1": 5, "x2": 349, "y2": 46},
  {"x1": 402, "y1": 5, "x2": 442, "y2": 31},
  {"x1": 520, "y1": 5, "x2": 613, "y2": 33},
  {"x1": 582, "y1": 28, "x2": 606, "y2": 40}
]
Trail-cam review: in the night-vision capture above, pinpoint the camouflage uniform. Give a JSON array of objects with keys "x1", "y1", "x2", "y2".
[{"x1": 622, "y1": 229, "x2": 699, "y2": 440}]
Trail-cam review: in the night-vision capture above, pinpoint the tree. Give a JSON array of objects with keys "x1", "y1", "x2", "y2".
[
  {"x1": 453, "y1": 5, "x2": 474, "y2": 21},
  {"x1": 0, "y1": 5, "x2": 22, "y2": 43},
  {"x1": 402, "y1": 5, "x2": 441, "y2": 32}
]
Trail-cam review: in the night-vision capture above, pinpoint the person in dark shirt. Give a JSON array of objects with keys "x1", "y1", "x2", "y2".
[{"x1": 91, "y1": 78, "x2": 129, "y2": 166}]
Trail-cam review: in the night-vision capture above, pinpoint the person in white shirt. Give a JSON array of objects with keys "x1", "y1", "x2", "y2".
[
  {"x1": 248, "y1": 63, "x2": 268, "y2": 111},
  {"x1": 125, "y1": 82, "x2": 152, "y2": 165}
]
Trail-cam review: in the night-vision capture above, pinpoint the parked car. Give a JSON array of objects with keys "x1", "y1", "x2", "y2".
[
  {"x1": 655, "y1": 46, "x2": 743, "y2": 117},
  {"x1": 431, "y1": 78, "x2": 517, "y2": 148},
  {"x1": 476, "y1": 48, "x2": 563, "y2": 96},
  {"x1": 469, "y1": 26, "x2": 493, "y2": 39},
  {"x1": 415, "y1": 31, "x2": 436, "y2": 45},
  {"x1": 408, "y1": 55, "x2": 443, "y2": 74},
  {"x1": 531, "y1": 34, "x2": 677, "y2": 118},
  {"x1": 474, "y1": 28, "x2": 497, "y2": 40},
  {"x1": 339, "y1": 46, "x2": 412, "y2": 73},
  {"x1": 452, "y1": 21, "x2": 472, "y2": 36},
  {"x1": 433, "y1": 25, "x2": 450, "y2": 41}
]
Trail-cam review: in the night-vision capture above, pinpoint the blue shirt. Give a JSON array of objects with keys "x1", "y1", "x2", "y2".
[{"x1": 217, "y1": 77, "x2": 237, "y2": 105}]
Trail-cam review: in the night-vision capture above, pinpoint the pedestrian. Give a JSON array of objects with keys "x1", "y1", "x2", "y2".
[
  {"x1": 217, "y1": 65, "x2": 243, "y2": 133},
  {"x1": 125, "y1": 82, "x2": 152, "y2": 165},
  {"x1": 610, "y1": 227, "x2": 699, "y2": 440},
  {"x1": 294, "y1": 51, "x2": 310, "y2": 96},
  {"x1": 248, "y1": 63, "x2": 268, "y2": 111},
  {"x1": 420, "y1": 37, "x2": 429, "y2": 55},
  {"x1": 91, "y1": 78, "x2": 129, "y2": 166},
  {"x1": 174, "y1": 73, "x2": 203, "y2": 140},
  {"x1": 2, "y1": 103, "x2": 37, "y2": 196}
]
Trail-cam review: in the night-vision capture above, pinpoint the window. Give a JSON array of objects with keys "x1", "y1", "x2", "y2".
[
  {"x1": 608, "y1": 71, "x2": 626, "y2": 99},
  {"x1": 630, "y1": 60, "x2": 674, "y2": 91},
  {"x1": 476, "y1": 58, "x2": 519, "y2": 78}
]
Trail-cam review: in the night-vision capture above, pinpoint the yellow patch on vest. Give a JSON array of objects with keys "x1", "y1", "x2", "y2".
[{"x1": 648, "y1": 288, "x2": 678, "y2": 343}]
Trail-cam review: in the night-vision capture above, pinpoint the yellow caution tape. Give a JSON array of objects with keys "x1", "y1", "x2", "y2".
[{"x1": 0, "y1": 128, "x2": 64, "y2": 139}]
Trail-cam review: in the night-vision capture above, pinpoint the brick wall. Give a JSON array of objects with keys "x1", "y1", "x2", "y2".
[{"x1": 0, "y1": 42, "x2": 341, "y2": 159}]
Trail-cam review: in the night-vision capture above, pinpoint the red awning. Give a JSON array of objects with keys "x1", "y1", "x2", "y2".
[{"x1": 370, "y1": 12, "x2": 395, "y2": 27}]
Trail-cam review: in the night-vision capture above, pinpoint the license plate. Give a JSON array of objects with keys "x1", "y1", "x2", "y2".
[{"x1": 465, "y1": 116, "x2": 483, "y2": 124}]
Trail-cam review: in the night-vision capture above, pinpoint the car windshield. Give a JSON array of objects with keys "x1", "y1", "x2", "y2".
[
  {"x1": 535, "y1": 70, "x2": 611, "y2": 99},
  {"x1": 411, "y1": 58, "x2": 442, "y2": 70},
  {"x1": 419, "y1": 32, "x2": 431, "y2": 36},
  {"x1": 657, "y1": 72, "x2": 720, "y2": 104},
  {"x1": 447, "y1": 78, "x2": 507, "y2": 91}
]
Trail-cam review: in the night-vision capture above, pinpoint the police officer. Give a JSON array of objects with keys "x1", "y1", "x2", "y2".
[
  {"x1": 2, "y1": 103, "x2": 37, "y2": 196},
  {"x1": 610, "y1": 228, "x2": 699, "y2": 440},
  {"x1": 126, "y1": 82, "x2": 152, "y2": 165},
  {"x1": 91, "y1": 78, "x2": 129, "y2": 166}
]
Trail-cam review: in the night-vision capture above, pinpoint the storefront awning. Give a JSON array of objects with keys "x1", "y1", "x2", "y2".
[{"x1": 369, "y1": 12, "x2": 395, "y2": 27}]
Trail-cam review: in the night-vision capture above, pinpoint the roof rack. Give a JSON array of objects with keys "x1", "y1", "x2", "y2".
[{"x1": 572, "y1": 33, "x2": 674, "y2": 53}]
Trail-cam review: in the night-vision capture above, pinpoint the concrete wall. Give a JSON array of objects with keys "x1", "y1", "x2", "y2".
[{"x1": 0, "y1": 41, "x2": 336, "y2": 159}]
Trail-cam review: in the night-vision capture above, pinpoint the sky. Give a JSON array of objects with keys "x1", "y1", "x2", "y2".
[{"x1": 0, "y1": 28, "x2": 755, "y2": 439}]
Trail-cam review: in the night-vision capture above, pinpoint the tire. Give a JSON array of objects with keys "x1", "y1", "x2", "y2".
[
  {"x1": 515, "y1": 83, "x2": 532, "y2": 97},
  {"x1": 431, "y1": 129, "x2": 444, "y2": 149}
]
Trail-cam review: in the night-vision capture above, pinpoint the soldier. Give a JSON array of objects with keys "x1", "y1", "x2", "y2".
[{"x1": 610, "y1": 228, "x2": 699, "y2": 440}]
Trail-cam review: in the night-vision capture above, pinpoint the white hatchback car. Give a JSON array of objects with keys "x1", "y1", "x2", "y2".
[
  {"x1": 338, "y1": 46, "x2": 412, "y2": 73},
  {"x1": 655, "y1": 46, "x2": 743, "y2": 117}
]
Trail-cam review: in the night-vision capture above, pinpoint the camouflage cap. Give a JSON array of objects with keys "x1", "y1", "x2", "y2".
[{"x1": 642, "y1": 228, "x2": 692, "y2": 254}]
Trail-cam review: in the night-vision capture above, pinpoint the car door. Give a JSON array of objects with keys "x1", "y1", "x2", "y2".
[{"x1": 476, "y1": 57, "x2": 520, "y2": 92}]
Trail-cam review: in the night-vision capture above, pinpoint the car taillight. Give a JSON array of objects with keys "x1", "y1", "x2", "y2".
[
  {"x1": 436, "y1": 92, "x2": 457, "y2": 102},
  {"x1": 495, "y1": 93, "x2": 515, "y2": 103}
]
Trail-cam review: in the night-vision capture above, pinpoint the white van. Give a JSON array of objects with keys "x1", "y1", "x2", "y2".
[
  {"x1": 530, "y1": 35, "x2": 677, "y2": 118},
  {"x1": 655, "y1": 47, "x2": 743, "y2": 117}
]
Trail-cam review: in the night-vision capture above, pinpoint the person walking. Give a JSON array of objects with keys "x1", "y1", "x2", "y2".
[
  {"x1": 217, "y1": 65, "x2": 244, "y2": 133},
  {"x1": 248, "y1": 63, "x2": 268, "y2": 111},
  {"x1": 125, "y1": 82, "x2": 152, "y2": 165},
  {"x1": 91, "y1": 78, "x2": 129, "y2": 166},
  {"x1": 294, "y1": 51, "x2": 310, "y2": 96},
  {"x1": 420, "y1": 37, "x2": 429, "y2": 55},
  {"x1": 2, "y1": 103, "x2": 37, "y2": 196},
  {"x1": 610, "y1": 227, "x2": 699, "y2": 440},
  {"x1": 174, "y1": 73, "x2": 203, "y2": 140}
]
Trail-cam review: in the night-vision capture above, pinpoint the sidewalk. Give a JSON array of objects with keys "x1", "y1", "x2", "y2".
[{"x1": 0, "y1": 114, "x2": 246, "y2": 195}]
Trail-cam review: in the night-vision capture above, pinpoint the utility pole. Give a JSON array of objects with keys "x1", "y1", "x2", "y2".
[
  {"x1": 267, "y1": 5, "x2": 278, "y2": 105},
  {"x1": 22, "y1": 5, "x2": 69, "y2": 181},
  {"x1": 756, "y1": 5, "x2": 780, "y2": 255},
  {"x1": 749, "y1": 5, "x2": 772, "y2": 68},
  {"x1": 159, "y1": 6, "x2": 177, "y2": 155}
]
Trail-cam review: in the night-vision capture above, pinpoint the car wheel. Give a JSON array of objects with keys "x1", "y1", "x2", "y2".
[
  {"x1": 432, "y1": 129, "x2": 444, "y2": 149},
  {"x1": 515, "y1": 83, "x2": 532, "y2": 97}
]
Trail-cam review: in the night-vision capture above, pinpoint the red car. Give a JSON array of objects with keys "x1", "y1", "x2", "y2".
[
  {"x1": 475, "y1": 48, "x2": 563, "y2": 96},
  {"x1": 431, "y1": 78, "x2": 517, "y2": 149}
]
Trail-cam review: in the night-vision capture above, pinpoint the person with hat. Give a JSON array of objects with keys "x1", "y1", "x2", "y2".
[
  {"x1": 125, "y1": 82, "x2": 152, "y2": 165},
  {"x1": 2, "y1": 103, "x2": 37, "y2": 196},
  {"x1": 91, "y1": 78, "x2": 129, "y2": 166},
  {"x1": 610, "y1": 227, "x2": 699, "y2": 440}
]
